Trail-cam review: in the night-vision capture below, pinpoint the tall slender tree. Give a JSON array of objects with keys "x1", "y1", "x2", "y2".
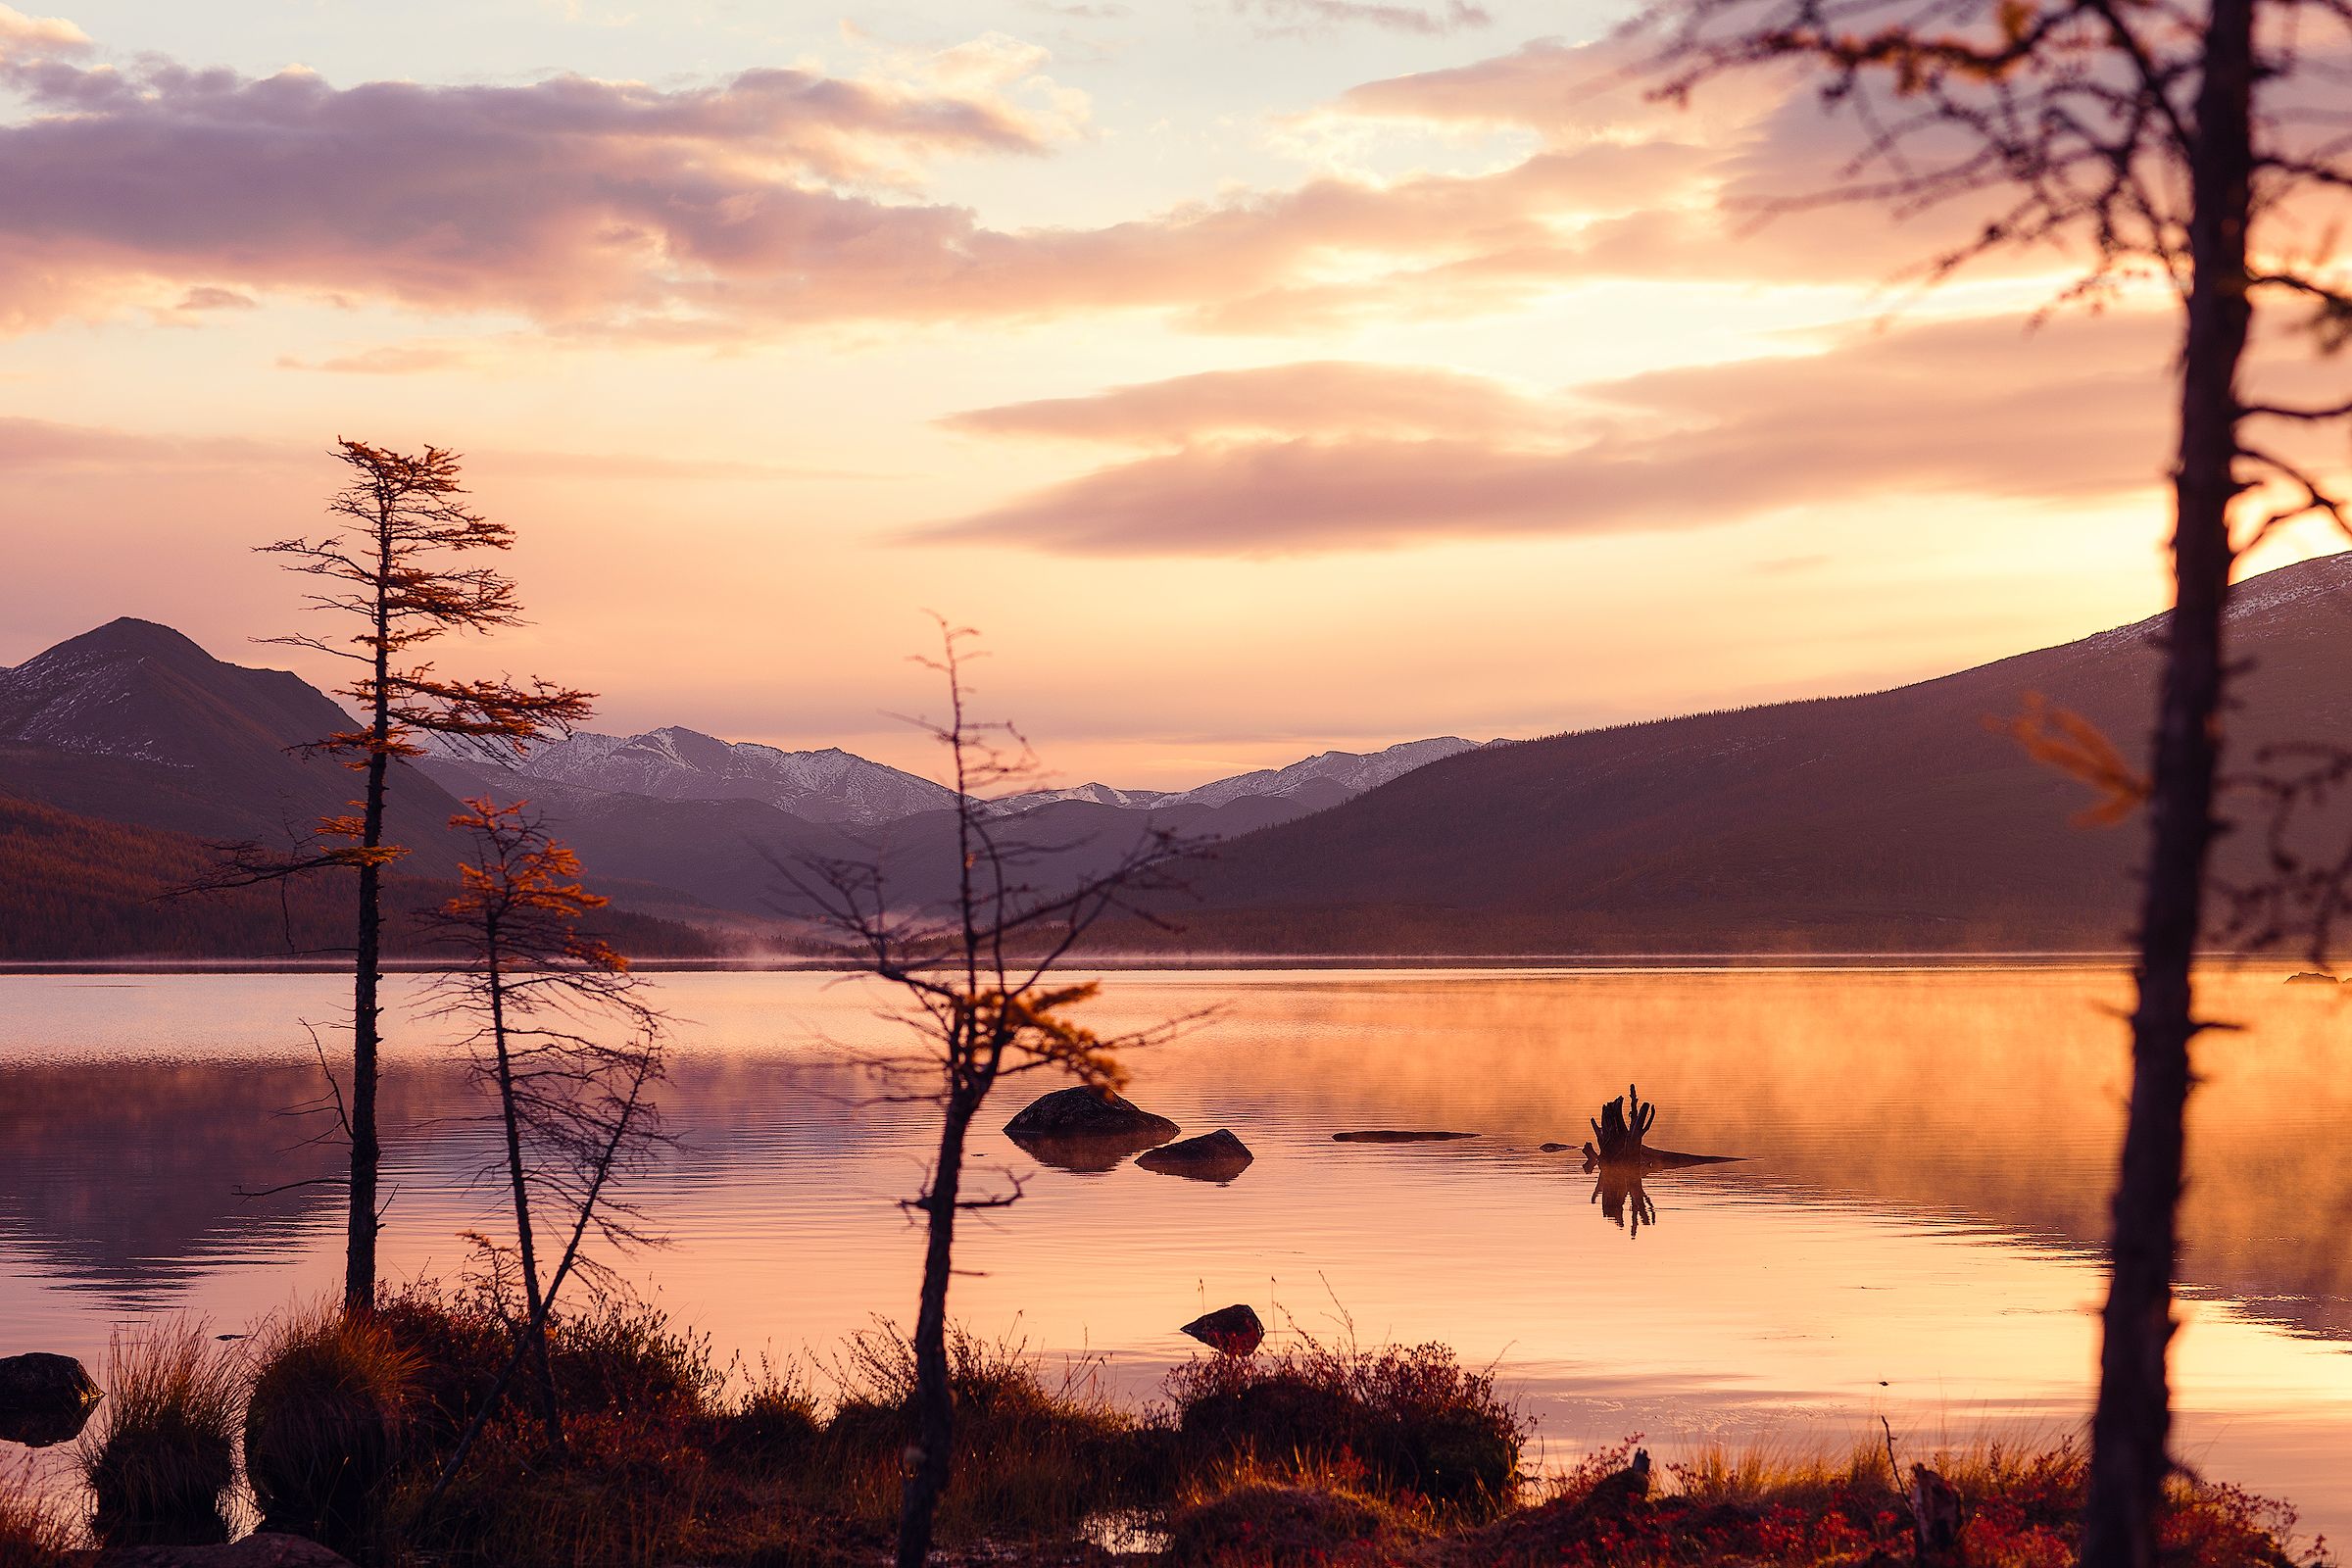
[
  {"x1": 787, "y1": 625, "x2": 1197, "y2": 1568},
  {"x1": 220, "y1": 441, "x2": 593, "y2": 1310},
  {"x1": 1640, "y1": 3, "x2": 2352, "y2": 1560}
]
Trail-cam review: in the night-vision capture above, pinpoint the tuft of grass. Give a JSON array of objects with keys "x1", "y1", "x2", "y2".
[
  {"x1": 0, "y1": 1458, "x2": 75, "y2": 1568},
  {"x1": 77, "y1": 1319, "x2": 240, "y2": 1547},
  {"x1": 243, "y1": 1301, "x2": 421, "y2": 1551},
  {"x1": 816, "y1": 1320, "x2": 1138, "y2": 1543},
  {"x1": 1167, "y1": 1337, "x2": 1528, "y2": 1519}
]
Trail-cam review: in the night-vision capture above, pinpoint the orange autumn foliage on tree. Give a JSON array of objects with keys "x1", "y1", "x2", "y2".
[
  {"x1": 207, "y1": 440, "x2": 595, "y2": 1311},
  {"x1": 422, "y1": 799, "x2": 664, "y2": 1466}
]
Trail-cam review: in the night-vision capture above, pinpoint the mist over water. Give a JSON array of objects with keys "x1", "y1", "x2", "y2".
[{"x1": 2, "y1": 967, "x2": 2346, "y2": 1540}]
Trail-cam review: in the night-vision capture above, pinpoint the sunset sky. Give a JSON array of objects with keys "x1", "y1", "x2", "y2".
[{"x1": 2, "y1": 0, "x2": 2339, "y2": 787}]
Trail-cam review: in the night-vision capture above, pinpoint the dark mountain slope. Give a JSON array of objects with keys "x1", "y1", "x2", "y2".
[
  {"x1": 0, "y1": 618, "x2": 465, "y2": 863},
  {"x1": 0, "y1": 791, "x2": 715, "y2": 960},
  {"x1": 1131, "y1": 555, "x2": 2352, "y2": 954}
]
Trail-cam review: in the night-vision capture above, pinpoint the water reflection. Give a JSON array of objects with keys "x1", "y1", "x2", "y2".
[
  {"x1": 1007, "y1": 1130, "x2": 1168, "y2": 1175},
  {"x1": 1, "y1": 968, "x2": 2349, "y2": 1541},
  {"x1": 1589, "y1": 1165, "x2": 1657, "y2": 1239}
]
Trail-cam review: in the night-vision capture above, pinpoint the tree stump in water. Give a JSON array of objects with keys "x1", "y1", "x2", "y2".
[{"x1": 1584, "y1": 1084, "x2": 1656, "y2": 1165}]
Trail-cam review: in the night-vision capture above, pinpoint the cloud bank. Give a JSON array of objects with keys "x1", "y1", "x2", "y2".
[
  {"x1": 0, "y1": 21, "x2": 2022, "y2": 340},
  {"x1": 916, "y1": 312, "x2": 2177, "y2": 556}
]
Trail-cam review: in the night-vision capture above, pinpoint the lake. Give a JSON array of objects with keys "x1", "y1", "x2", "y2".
[{"x1": 2, "y1": 966, "x2": 2347, "y2": 1541}]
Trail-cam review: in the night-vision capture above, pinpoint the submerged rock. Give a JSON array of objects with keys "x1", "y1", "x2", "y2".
[
  {"x1": 1004, "y1": 1087, "x2": 1179, "y2": 1141},
  {"x1": 1137, "y1": 1129, "x2": 1254, "y2": 1182},
  {"x1": 1180, "y1": 1303, "x2": 1266, "y2": 1356},
  {"x1": 1331, "y1": 1129, "x2": 1476, "y2": 1143},
  {"x1": 0, "y1": 1350, "x2": 102, "y2": 1446}
]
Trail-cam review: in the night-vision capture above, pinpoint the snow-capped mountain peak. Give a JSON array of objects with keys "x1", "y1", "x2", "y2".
[{"x1": 468, "y1": 725, "x2": 957, "y2": 825}]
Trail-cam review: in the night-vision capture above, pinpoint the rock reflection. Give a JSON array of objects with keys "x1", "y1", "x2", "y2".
[{"x1": 1006, "y1": 1130, "x2": 1168, "y2": 1175}]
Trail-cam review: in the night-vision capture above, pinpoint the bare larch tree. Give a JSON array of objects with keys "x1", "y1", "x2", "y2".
[
  {"x1": 420, "y1": 799, "x2": 667, "y2": 1458},
  {"x1": 785, "y1": 624, "x2": 1197, "y2": 1568},
  {"x1": 214, "y1": 441, "x2": 593, "y2": 1311},
  {"x1": 1638, "y1": 1, "x2": 2352, "y2": 1561}
]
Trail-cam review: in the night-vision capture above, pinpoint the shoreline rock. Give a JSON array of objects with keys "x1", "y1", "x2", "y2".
[
  {"x1": 1180, "y1": 1303, "x2": 1266, "y2": 1356},
  {"x1": 0, "y1": 1350, "x2": 102, "y2": 1447},
  {"x1": 1137, "y1": 1129, "x2": 1254, "y2": 1182}
]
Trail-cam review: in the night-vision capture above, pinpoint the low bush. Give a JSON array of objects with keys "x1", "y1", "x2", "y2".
[
  {"x1": 706, "y1": 1360, "x2": 823, "y2": 1465},
  {"x1": 1167, "y1": 1340, "x2": 1527, "y2": 1517},
  {"x1": 1447, "y1": 1435, "x2": 2313, "y2": 1568},
  {"x1": 1167, "y1": 1452, "x2": 1430, "y2": 1568},
  {"x1": 77, "y1": 1320, "x2": 239, "y2": 1547},
  {"x1": 550, "y1": 1298, "x2": 723, "y2": 1420}
]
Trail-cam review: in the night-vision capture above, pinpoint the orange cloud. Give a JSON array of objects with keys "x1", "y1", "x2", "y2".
[
  {"x1": 0, "y1": 417, "x2": 864, "y2": 482},
  {"x1": 0, "y1": 26, "x2": 1077, "y2": 331},
  {"x1": 912, "y1": 312, "x2": 2180, "y2": 556},
  {"x1": 941, "y1": 361, "x2": 1559, "y2": 445},
  {"x1": 0, "y1": 24, "x2": 2130, "y2": 342}
]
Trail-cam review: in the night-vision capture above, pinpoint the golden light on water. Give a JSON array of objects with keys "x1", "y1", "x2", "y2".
[{"x1": 2, "y1": 966, "x2": 2347, "y2": 1534}]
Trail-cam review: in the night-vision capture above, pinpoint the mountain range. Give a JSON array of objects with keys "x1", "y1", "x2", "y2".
[
  {"x1": 9, "y1": 554, "x2": 2352, "y2": 958},
  {"x1": 416, "y1": 724, "x2": 1483, "y2": 830},
  {"x1": 0, "y1": 617, "x2": 1488, "y2": 953}
]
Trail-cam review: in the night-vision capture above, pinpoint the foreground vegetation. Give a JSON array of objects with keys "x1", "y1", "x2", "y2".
[{"x1": 0, "y1": 1290, "x2": 2321, "y2": 1568}]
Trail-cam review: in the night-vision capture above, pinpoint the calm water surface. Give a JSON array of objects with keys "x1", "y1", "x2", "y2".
[{"x1": 2, "y1": 968, "x2": 2347, "y2": 1538}]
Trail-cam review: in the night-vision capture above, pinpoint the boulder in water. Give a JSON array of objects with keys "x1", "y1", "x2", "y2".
[
  {"x1": 1138, "y1": 1129, "x2": 1254, "y2": 1182},
  {"x1": 0, "y1": 1350, "x2": 102, "y2": 1446},
  {"x1": 1004, "y1": 1087, "x2": 1178, "y2": 1141},
  {"x1": 1180, "y1": 1303, "x2": 1266, "y2": 1356}
]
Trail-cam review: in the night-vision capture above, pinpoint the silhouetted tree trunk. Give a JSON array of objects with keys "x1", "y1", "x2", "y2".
[
  {"x1": 2085, "y1": 4, "x2": 2256, "y2": 1560},
  {"x1": 346, "y1": 579, "x2": 394, "y2": 1313},
  {"x1": 1639, "y1": 1, "x2": 2352, "y2": 1553},
  {"x1": 485, "y1": 931, "x2": 563, "y2": 1452},
  {"x1": 896, "y1": 1088, "x2": 976, "y2": 1568}
]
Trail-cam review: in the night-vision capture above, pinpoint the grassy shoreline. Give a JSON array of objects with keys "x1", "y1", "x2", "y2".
[{"x1": 1, "y1": 1290, "x2": 2326, "y2": 1568}]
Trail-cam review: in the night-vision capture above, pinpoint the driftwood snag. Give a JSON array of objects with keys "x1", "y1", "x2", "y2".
[
  {"x1": 1589, "y1": 1083, "x2": 1654, "y2": 1163},
  {"x1": 1578, "y1": 1084, "x2": 1736, "y2": 1171}
]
